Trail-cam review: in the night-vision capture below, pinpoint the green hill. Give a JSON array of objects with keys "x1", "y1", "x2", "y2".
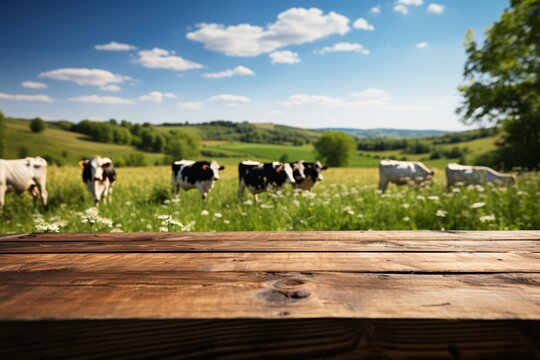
[
  {"x1": 3, "y1": 118, "x2": 162, "y2": 166},
  {"x1": 2, "y1": 116, "x2": 499, "y2": 169}
]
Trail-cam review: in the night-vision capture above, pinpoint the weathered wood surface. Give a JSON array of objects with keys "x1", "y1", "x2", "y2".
[{"x1": 1, "y1": 231, "x2": 539, "y2": 359}]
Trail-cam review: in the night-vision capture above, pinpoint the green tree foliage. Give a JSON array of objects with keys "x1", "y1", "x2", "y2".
[
  {"x1": 30, "y1": 117, "x2": 46, "y2": 133},
  {"x1": 457, "y1": 0, "x2": 540, "y2": 169},
  {"x1": 0, "y1": 111, "x2": 5, "y2": 157},
  {"x1": 164, "y1": 130, "x2": 201, "y2": 162},
  {"x1": 314, "y1": 131, "x2": 356, "y2": 167}
]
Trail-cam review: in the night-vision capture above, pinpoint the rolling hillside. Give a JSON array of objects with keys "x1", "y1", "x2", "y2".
[{"x1": 2, "y1": 117, "x2": 499, "y2": 168}]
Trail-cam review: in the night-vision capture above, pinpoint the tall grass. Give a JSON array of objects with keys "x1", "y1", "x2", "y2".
[{"x1": 0, "y1": 166, "x2": 538, "y2": 233}]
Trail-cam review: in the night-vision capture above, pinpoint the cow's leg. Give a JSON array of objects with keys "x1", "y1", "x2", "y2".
[
  {"x1": 0, "y1": 184, "x2": 6, "y2": 214},
  {"x1": 35, "y1": 181, "x2": 48, "y2": 210},
  {"x1": 107, "y1": 184, "x2": 114, "y2": 204},
  {"x1": 29, "y1": 184, "x2": 39, "y2": 209},
  {"x1": 238, "y1": 180, "x2": 245, "y2": 198},
  {"x1": 378, "y1": 179, "x2": 388, "y2": 193}
]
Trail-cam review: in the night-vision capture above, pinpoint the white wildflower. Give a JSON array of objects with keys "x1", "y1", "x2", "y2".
[
  {"x1": 428, "y1": 195, "x2": 439, "y2": 201},
  {"x1": 159, "y1": 226, "x2": 168, "y2": 232},
  {"x1": 451, "y1": 187, "x2": 461, "y2": 193},
  {"x1": 402, "y1": 216, "x2": 410, "y2": 222},
  {"x1": 475, "y1": 185, "x2": 485, "y2": 192},
  {"x1": 470, "y1": 202, "x2": 486, "y2": 209},
  {"x1": 479, "y1": 214, "x2": 496, "y2": 223},
  {"x1": 435, "y1": 209, "x2": 447, "y2": 217},
  {"x1": 243, "y1": 199, "x2": 254, "y2": 206},
  {"x1": 416, "y1": 195, "x2": 426, "y2": 201},
  {"x1": 200, "y1": 210, "x2": 209, "y2": 216},
  {"x1": 214, "y1": 212, "x2": 222, "y2": 218},
  {"x1": 402, "y1": 203, "x2": 410, "y2": 209},
  {"x1": 223, "y1": 220, "x2": 230, "y2": 224},
  {"x1": 35, "y1": 222, "x2": 60, "y2": 233},
  {"x1": 260, "y1": 204, "x2": 274, "y2": 209},
  {"x1": 110, "y1": 228, "x2": 124, "y2": 233}
]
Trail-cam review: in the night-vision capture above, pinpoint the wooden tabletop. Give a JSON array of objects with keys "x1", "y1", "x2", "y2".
[{"x1": 1, "y1": 230, "x2": 539, "y2": 321}]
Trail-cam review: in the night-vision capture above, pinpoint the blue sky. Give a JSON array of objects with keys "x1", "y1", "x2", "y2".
[{"x1": 0, "y1": 0, "x2": 508, "y2": 130}]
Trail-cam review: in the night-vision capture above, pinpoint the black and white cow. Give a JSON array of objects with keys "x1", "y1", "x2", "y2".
[
  {"x1": 0, "y1": 157, "x2": 48, "y2": 213},
  {"x1": 291, "y1": 160, "x2": 328, "y2": 191},
  {"x1": 79, "y1": 156, "x2": 116, "y2": 205},
  {"x1": 238, "y1": 160, "x2": 295, "y2": 199},
  {"x1": 172, "y1": 160, "x2": 225, "y2": 200}
]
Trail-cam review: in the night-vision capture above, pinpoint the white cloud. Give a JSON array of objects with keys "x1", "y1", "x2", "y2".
[
  {"x1": 177, "y1": 101, "x2": 204, "y2": 110},
  {"x1": 95, "y1": 41, "x2": 137, "y2": 51},
  {"x1": 269, "y1": 50, "x2": 301, "y2": 64},
  {"x1": 353, "y1": 18, "x2": 375, "y2": 31},
  {"x1": 21, "y1": 81, "x2": 48, "y2": 89},
  {"x1": 417, "y1": 42, "x2": 429, "y2": 49},
  {"x1": 394, "y1": 0, "x2": 423, "y2": 15},
  {"x1": 370, "y1": 6, "x2": 381, "y2": 15},
  {"x1": 138, "y1": 91, "x2": 177, "y2": 102},
  {"x1": 39, "y1": 68, "x2": 131, "y2": 89},
  {"x1": 350, "y1": 88, "x2": 391, "y2": 99},
  {"x1": 186, "y1": 7, "x2": 350, "y2": 57},
  {"x1": 100, "y1": 84, "x2": 121, "y2": 92},
  {"x1": 427, "y1": 3, "x2": 445, "y2": 14},
  {"x1": 210, "y1": 94, "x2": 250, "y2": 103},
  {"x1": 134, "y1": 48, "x2": 203, "y2": 71},
  {"x1": 69, "y1": 95, "x2": 134, "y2": 105},
  {"x1": 315, "y1": 42, "x2": 370, "y2": 55},
  {"x1": 0, "y1": 92, "x2": 53, "y2": 102},
  {"x1": 203, "y1": 65, "x2": 255, "y2": 79},
  {"x1": 279, "y1": 93, "x2": 430, "y2": 112}
]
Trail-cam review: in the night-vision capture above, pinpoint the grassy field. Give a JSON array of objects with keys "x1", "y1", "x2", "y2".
[{"x1": 1, "y1": 166, "x2": 538, "y2": 233}]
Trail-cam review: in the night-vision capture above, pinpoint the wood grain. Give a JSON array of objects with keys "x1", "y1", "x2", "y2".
[
  {"x1": 1, "y1": 319, "x2": 538, "y2": 359},
  {"x1": 4, "y1": 230, "x2": 540, "y2": 242},
  {"x1": 1, "y1": 231, "x2": 539, "y2": 358},
  {"x1": 1, "y1": 252, "x2": 539, "y2": 273},
  {"x1": 2, "y1": 239, "x2": 539, "y2": 253},
  {"x1": 1, "y1": 272, "x2": 539, "y2": 320}
]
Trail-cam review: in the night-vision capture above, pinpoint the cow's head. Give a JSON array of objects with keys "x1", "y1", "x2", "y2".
[
  {"x1": 291, "y1": 161, "x2": 306, "y2": 182},
  {"x1": 202, "y1": 160, "x2": 225, "y2": 181},
  {"x1": 275, "y1": 162, "x2": 295, "y2": 185},
  {"x1": 80, "y1": 156, "x2": 112, "y2": 182},
  {"x1": 310, "y1": 161, "x2": 328, "y2": 181}
]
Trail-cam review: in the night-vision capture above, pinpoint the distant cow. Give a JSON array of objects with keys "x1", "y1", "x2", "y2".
[
  {"x1": 0, "y1": 157, "x2": 48, "y2": 213},
  {"x1": 80, "y1": 156, "x2": 116, "y2": 205},
  {"x1": 378, "y1": 160, "x2": 434, "y2": 193},
  {"x1": 291, "y1": 161, "x2": 328, "y2": 191},
  {"x1": 446, "y1": 163, "x2": 516, "y2": 188},
  {"x1": 238, "y1": 161, "x2": 295, "y2": 199},
  {"x1": 172, "y1": 160, "x2": 225, "y2": 200}
]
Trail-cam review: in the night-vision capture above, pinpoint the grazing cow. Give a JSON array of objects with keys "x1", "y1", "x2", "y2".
[
  {"x1": 378, "y1": 159, "x2": 434, "y2": 193},
  {"x1": 291, "y1": 160, "x2": 328, "y2": 191},
  {"x1": 80, "y1": 156, "x2": 116, "y2": 205},
  {"x1": 446, "y1": 163, "x2": 516, "y2": 188},
  {"x1": 238, "y1": 160, "x2": 295, "y2": 199},
  {"x1": 0, "y1": 157, "x2": 48, "y2": 213},
  {"x1": 172, "y1": 160, "x2": 225, "y2": 200}
]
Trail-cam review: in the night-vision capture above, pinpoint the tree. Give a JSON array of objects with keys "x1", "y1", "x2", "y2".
[
  {"x1": 0, "y1": 111, "x2": 5, "y2": 157},
  {"x1": 30, "y1": 117, "x2": 46, "y2": 133},
  {"x1": 457, "y1": 0, "x2": 540, "y2": 169},
  {"x1": 164, "y1": 130, "x2": 201, "y2": 162},
  {"x1": 314, "y1": 131, "x2": 356, "y2": 167}
]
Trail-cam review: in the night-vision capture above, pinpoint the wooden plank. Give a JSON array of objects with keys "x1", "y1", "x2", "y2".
[
  {"x1": 1, "y1": 252, "x2": 539, "y2": 273},
  {"x1": 2, "y1": 240, "x2": 539, "y2": 253},
  {"x1": 1, "y1": 272, "x2": 540, "y2": 320},
  {"x1": 4, "y1": 230, "x2": 540, "y2": 242},
  {"x1": 1, "y1": 319, "x2": 538, "y2": 359}
]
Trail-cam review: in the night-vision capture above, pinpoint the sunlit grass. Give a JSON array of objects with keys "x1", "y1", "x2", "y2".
[{"x1": 1, "y1": 166, "x2": 538, "y2": 233}]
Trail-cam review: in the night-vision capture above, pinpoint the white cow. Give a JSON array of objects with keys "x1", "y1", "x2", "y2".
[
  {"x1": 0, "y1": 157, "x2": 48, "y2": 213},
  {"x1": 446, "y1": 163, "x2": 516, "y2": 189},
  {"x1": 80, "y1": 156, "x2": 116, "y2": 205},
  {"x1": 378, "y1": 160, "x2": 434, "y2": 193}
]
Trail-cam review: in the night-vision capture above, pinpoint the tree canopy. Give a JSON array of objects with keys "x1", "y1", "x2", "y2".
[
  {"x1": 457, "y1": 0, "x2": 540, "y2": 169},
  {"x1": 314, "y1": 131, "x2": 356, "y2": 167},
  {"x1": 30, "y1": 117, "x2": 46, "y2": 133}
]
